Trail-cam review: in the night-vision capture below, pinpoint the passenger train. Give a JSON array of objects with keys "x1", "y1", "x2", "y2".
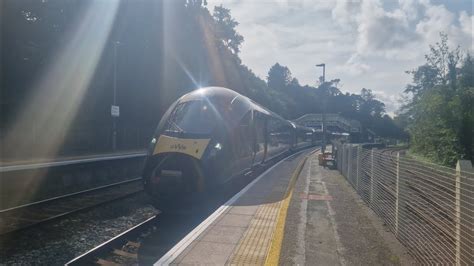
[{"x1": 142, "y1": 87, "x2": 317, "y2": 209}]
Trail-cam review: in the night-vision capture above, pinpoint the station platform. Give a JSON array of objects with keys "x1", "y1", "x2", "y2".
[
  {"x1": 156, "y1": 148, "x2": 413, "y2": 265},
  {"x1": 0, "y1": 150, "x2": 146, "y2": 171}
]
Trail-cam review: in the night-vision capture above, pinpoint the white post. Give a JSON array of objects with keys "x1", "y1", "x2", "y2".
[
  {"x1": 344, "y1": 144, "x2": 349, "y2": 178},
  {"x1": 395, "y1": 152, "x2": 400, "y2": 236},
  {"x1": 342, "y1": 144, "x2": 346, "y2": 176},
  {"x1": 455, "y1": 160, "x2": 473, "y2": 266},
  {"x1": 340, "y1": 144, "x2": 344, "y2": 172},
  {"x1": 370, "y1": 148, "x2": 375, "y2": 207},
  {"x1": 339, "y1": 144, "x2": 342, "y2": 172},
  {"x1": 348, "y1": 145, "x2": 352, "y2": 184},
  {"x1": 455, "y1": 161, "x2": 461, "y2": 266},
  {"x1": 356, "y1": 145, "x2": 361, "y2": 192}
]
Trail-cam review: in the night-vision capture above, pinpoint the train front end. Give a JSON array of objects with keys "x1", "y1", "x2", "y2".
[{"x1": 142, "y1": 88, "x2": 229, "y2": 209}]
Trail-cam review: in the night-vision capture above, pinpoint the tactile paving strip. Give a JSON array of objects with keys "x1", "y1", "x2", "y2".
[
  {"x1": 228, "y1": 200, "x2": 282, "y2": 265},
  {"x1": 228, "y1": 152, "x2": 313, "y2": 265}
]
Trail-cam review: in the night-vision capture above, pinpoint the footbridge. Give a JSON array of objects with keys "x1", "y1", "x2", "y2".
[{"x1": 294, "y1": 113, "x2": 361, "y2": 134}]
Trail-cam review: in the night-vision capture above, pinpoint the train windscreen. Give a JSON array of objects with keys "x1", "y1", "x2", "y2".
[{"x1": 163, "y1": 100, "x2": 216, "y2": 136}]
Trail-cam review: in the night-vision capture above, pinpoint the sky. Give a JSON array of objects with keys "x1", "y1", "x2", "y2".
[{"x1": 206, "y1": 0, "x2": 473, "y2": 115}]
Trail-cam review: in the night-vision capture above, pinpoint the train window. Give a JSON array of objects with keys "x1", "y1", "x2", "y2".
[
  {"x1": 221, "y1": 95, "x2": 252, "y2": 125},
  {"x1": 250, "y1": 112, "x2": 266, "y2": 163},
  {"x1": 254, "y1": 112, "x2": 266, "y2": 153},
  {"x1": 163, "y1": 100, "x2": 216, "y2": 135},
  {"x1": 268, "y1": 118, "x2": 288, "y2": 146}
]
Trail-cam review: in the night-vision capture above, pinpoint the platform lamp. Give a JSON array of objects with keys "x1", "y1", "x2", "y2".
[{"x1": 316, "y1": 63, "x2": 326, "y2": 153}]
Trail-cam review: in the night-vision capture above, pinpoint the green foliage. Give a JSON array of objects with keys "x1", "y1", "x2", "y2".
[
  {"x1": 265, "y1": 63, "x2": 405, "y2": 139},
  {"x1": 409, "y1": 86, "x2": 463, "y2": 165},
  {"x1": 398, "y1": 33, "x2": 473, "y2": 166},
  {"x1": 212, "y1": 5, "x2": 244, "y2": 55},
  {"x1": 267, "y1": 63, "x2": 293, "y2": 91}
]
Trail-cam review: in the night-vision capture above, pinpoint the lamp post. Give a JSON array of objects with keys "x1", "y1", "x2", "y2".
[
  {"x1": 112, "y1": 41, "x2": 120, "y2": 151},
  {"x1": 316, "y1": 63, "x2": 325, "y2": 83},
  {"x1": 316, "y1": 63, "x2": 326, "y2": 153}
]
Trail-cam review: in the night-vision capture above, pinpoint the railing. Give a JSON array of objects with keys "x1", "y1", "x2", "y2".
[{"x1": 336, "y1": 144, "x2": 473, "y2": 265}]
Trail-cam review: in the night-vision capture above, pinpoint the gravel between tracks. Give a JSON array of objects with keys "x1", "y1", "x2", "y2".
[{"x1": 0, "y1": 192, "x2": 158, "y2": 265}]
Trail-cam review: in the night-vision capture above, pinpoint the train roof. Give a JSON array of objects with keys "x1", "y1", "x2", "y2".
[{"x1": 177, "y1": 86, "x2": 283, "y2": 121}]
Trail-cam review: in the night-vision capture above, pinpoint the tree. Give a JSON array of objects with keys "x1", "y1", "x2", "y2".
[
  {"x1": 267, "y1": 63, "x2": 293, "y2": 91},
  {"x1": 404, "y1": 33, "x2": 462, "y2": 102},
  {"x1": 457, "y1": 55, "x2": 474, "y2": 161},
  {"x1": 398, "y1": 33, "x2": 473, "y2": 165},
  {"x1": 213, "y1": 5, "x2": 243, "y2": 55},
  {"x1": 359, "y1": 88, "x2": 385, "y2": 117},
  {"x1": 425, "y1": 32, "x2": 462, "y2": 87}
]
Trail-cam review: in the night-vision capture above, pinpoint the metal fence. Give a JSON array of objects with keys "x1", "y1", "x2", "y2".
[{"x1": 336, "y1": 144, "x2": 474, "y2": 265}]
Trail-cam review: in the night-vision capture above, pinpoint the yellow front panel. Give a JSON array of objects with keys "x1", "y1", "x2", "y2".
[{"x1": 153, "y1": 135, "x2": 211, "y2": 159}]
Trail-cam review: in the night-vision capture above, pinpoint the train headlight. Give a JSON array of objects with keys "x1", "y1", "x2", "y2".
[
  {"x1": 209, "y1": 142, "x2": 222, "y2": 158},
  {"x1": 151, "y1": 138, "x2": 157, "y2": 144}
]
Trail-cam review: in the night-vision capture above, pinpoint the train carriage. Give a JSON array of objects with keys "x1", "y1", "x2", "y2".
[
  {"x1": 142, "y1": 87, "x2": 314, "y2": 209},
  {"x1": 293, "y1": 124, "x2": 316, "y2": 149}
]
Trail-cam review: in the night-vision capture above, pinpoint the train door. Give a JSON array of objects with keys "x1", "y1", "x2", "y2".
[
  {"x1": 230, "y1": 111, "x2": 254, "y2": 174},
  {"x1": 253, "y1": 111, "x2": 267, "y2": 165},
  {"x1": 267, "y1": 118, "x2": 290, "y2": 159},
  {"x1": 291, "y1": 125, "x2": 297, "y2": 150}
]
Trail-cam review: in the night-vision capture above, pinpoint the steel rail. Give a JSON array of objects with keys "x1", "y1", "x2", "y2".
[
  {"x1": 0, "y1": 177, "x2": 142, "y2": 213},
  {"x1": 0, "y1": 178, "x2": 143, "y2": 235}
]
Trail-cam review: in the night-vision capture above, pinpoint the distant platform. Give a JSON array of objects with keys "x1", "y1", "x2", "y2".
[
  {"x1": 155, "y1": 148, "x2": 414, "y2": 265},
  {"x1": 0, "y1": 150, "x2": 147, "y2": 172}
]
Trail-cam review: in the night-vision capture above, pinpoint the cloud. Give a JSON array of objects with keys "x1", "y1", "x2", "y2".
[
  {"x1": 331, "y1": 0, "x2": 360, "y2": 28},
  {"x1": 459, "y1": 11, "x2": 473, "y2": 37},
  {"x1": 415, "y1": 3, "x2": 473, "y2": 53},
  {"x1": 356, "y1": 0, "x2": 420, "y2": 56},
  {"x1": 339, "y1": 53, "x2": 371, "y2": 76},
  {"x1": 416, "y1": 3, "x2": 455, "y2": 41},
  {"x1": 398, "y1": 0, "x2": 424, "y2": 21},
  {"x1": 206, "y1": 0, "x2": 473, "y2": 114},
  {"x1": 373, "y1": 90, "x2": 402, "y2": 116}
]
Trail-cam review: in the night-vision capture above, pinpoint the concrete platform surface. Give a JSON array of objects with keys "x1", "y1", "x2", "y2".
[
  {"x1": 155, "y1": 149, "x2": 415, "y2": 265},
  {"x1": 280, "y1": 152, "x2": 414, "y2": 266}
]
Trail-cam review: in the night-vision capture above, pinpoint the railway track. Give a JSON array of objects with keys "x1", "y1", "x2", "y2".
[
  {"x1": 66, "y1": 215, "x2": 158, "y2": 265},
  {"x1": 0, "y1": 178, "x2": 144, "y2": 235}
]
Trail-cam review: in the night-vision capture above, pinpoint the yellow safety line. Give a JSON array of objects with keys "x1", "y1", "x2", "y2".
[{"x1": 264, "y1": 153, "x2": 310, "y2": 266}]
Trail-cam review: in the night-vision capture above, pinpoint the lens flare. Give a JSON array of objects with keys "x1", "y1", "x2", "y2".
[{"x1": 2, "y1": 0, "x2": 120, "y2": 206}]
